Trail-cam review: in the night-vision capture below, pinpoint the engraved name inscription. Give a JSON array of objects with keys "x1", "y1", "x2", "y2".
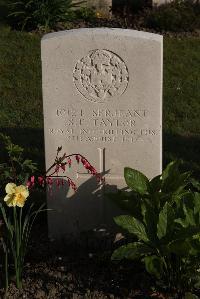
[
  {"x1": 73, "y1": 50, "x2": 129, "y2": 103},
  {"x1": 49, "y1": 107, "x2": 160, "y2": 144}
]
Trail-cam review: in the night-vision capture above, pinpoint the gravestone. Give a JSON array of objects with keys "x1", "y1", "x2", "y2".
[
  {"x1": 42, "y1": 28, "x2": 163, "y2": 240},
  {"x1": 152, "y1": 0, "x2": 172, "y2": 6}
]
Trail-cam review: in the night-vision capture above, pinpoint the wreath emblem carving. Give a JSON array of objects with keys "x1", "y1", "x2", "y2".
[{"x1": 73, "y1": 49, "x2": 129, "y2": 103}]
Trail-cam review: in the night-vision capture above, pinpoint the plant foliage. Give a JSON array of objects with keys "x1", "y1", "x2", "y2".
[
  {"x1": 112, "y1": 161, "x2": 200, "y2": 294},
  {"x1": 146, "y1": 0, "x2": 200, "y2": 32},
  {"x1": 0, "y1": 134, "x2": 44, "y2": 290},
  {"x1": 0, "y1": 202, "x2": 46, "y2": 289},
  {"x1": 112, "y1": 0, "x2": 148, "y2": 15},
  {"x1": 0, "y1": 133, "x2": 37, "y2": 191},
  {"x1": 6, "y1": 0, "x2": 84, "y2": 31}
]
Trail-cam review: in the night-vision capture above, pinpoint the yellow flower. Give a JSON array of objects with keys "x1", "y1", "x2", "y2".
[
  {"x1": 4, "y1": 183, "x2": 29, "y2": 208},
  {"x1": 96, "y1": 11, "x2": 102, "y2": 18}
]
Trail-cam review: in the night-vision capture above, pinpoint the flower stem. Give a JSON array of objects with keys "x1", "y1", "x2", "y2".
[{"x1": 13, "y1": 207, "x2": 23, "y2": 289}]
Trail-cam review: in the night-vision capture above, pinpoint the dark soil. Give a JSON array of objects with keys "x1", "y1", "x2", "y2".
[{"x1": 0, "y1": 218, "x2": 172, "y2": 299}]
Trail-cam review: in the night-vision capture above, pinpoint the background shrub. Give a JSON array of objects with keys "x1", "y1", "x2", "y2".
[
  {"x1": 146, "y1": 0, "x2": 200, "y2": 32},
  {"x1": 112, "y1": 0, "x2": 150, "y2": 15},
  {"x1": 0, "y1": 0, "x2": 9, "y2": 24},
  {"x1": 74, "y1": 7, "x2": 96, "y2": 22},
  {"x1": 3, "y1": 0, "x2": 84, "y2": 31}
]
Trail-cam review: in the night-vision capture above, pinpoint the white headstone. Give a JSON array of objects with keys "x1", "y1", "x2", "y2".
[
  {"x1": 42, "y1": 28, "x2": 163, "y2": 239},
  {"x1": 152, "y1": 0, "x2": 172, "y2": 6}
]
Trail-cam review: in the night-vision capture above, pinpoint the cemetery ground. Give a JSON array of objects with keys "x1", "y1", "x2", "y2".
[{"x1": 0, "y1": 27, "x2": 200, "y2": 298}]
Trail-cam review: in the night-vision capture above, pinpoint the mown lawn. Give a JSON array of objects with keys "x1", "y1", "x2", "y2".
[
  {"x1": 163, "y1": 38, "x2": 200, "y2": 175},
  {"x1": 0, "y1": 27, "x2": 199, "y2": 175}
]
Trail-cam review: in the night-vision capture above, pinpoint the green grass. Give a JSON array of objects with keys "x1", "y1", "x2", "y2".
[
  {"x1": 0, "y1": 27, "x2": 199, "y2": 175},
  {"x1": 164, "y1": 38, "x2": 200, "y2": 135},
  {"x1": 0, "y1": 27, "x2": 44, "y2": 167},
  {"x1": 163, "y1": 37, "x2": 200, "y2": 175}
]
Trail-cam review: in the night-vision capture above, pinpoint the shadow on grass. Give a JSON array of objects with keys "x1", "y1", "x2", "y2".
[
  {"x1": 164, "y1": 131, "x2": 200, "y2": 178},
  {"x1": 0, "y1": 127, "x2": 45, "y2": 171},
  {"x1": 0, "y1": 127, "x2": 199, "y2": 177}
]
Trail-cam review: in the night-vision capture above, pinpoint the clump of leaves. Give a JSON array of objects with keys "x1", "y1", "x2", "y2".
[
  {"x1": 112, "y1": 161, "x2": 200, "y2": 296},
  {"x1": 0, "y1": 134, "x2": 45, "y2": 291},
  {"x1": 6, "y1": 0, "x2": 84, "y2": 31},
  {"x1": 0, "y1": 133, "x2": 37, "y2": 191},
  {"x1": 145, "y1": 0, "x2": 200, "y2": 32},
  {"x1": 74, "y1": 6, "x2": 96, "y2": 22}
]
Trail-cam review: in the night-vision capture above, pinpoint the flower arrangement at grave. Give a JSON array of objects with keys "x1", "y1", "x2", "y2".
[
  {"x1": 0, "y1": 134, "x2": 103, "y2": 291},
  {"x1": 27, "y1": 146, "x2": 105, "y2": 192}
]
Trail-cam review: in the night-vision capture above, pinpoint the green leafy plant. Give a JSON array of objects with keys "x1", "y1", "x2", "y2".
[
  {"x1": 0, "y1": 190, "x2": 45, "y2": 289},
  {"x1": 0, "y1": 134, "x2": 44, "y2": 290},
  {"x1": 0, "y1": 133, "x2": 37, "y2": 190},
  {"x1": 7, "y1": 0, "x2": 84, "y2": 31},
  {"x1": 0, "y1": 136, "x2": 103, "y2": 291},
  {"x1": 0, "y1": 0, "x2": 10, "y2": 23},
  {"x1": 112, "y1": 0, "x2": 147, "y2": 15},
  {"x1": 145, "y1": 0, "x2": 200, "y2": 32},
  {"x1": 112, "y1": 161, "x2": 200, "y2": 295},
  {"x1": 74, "y1": 6, "x2": 96, "y2": 22}
]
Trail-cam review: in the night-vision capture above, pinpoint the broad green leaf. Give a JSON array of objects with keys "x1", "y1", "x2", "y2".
[
  {"x1": 177, "y1": 171, "x2": 191, "y2": 188},
  {"x1": 114, "y1": 215, "x2": 148, "y2": 242},
  {"x1": 194, "y1": 272, "x2": 200, "y2": 288},
  {"x1": 162, "y1": 160, "x2": 179, "y2": 182},
  {"x1": 157, "y1": 202, "x2": 175, "y2": 239},
  {"x1": 184, "y1": 292, "x2": 199, "y2": 299},
  {"x1": 143, "y1": 255, "x2": 163, "y2": 279},
  {"x1": 182, "y1": 201, "x2": 196, "y2": 226},
  {"x1": 111, "y1": 242, "x2": 152, "y2": 261},
  {"x1": 188, "y1": 238, "x2": 200, "y2": 256},
  {"x1": 150, "y1": 175, "x2": 162, "y2": 193},
  {"x1": 162, "y1": 160, "x2": 191, "y2": 194},
  {"x1": 107, "y1": 191, "x2": 142, "y2": 219},
  {"x1": 190, "y1": 179, "x2": 200, "y2": 192},
  {"x1": 172, "y1": 190, "x2": 191, "y2": 209},
  {"x1": 173, "y1": 225, "x2": 200, "y2": 240},
  {"x1": 142, "y1": 202, "x2": 158, "y2": 243},
  {"x1": 168, "y1": 175, "x2": 191, "y2": 204},
  {"x1": 175, "y1": 218, "x2": 188, "y2": 228},
  {"x1": 161, "y1": 161, "x2": 187, "y2": 193},
  {"x1": 168, "y1": 239, "x2": 191, "y2": 256},
  {"x1": 194, "y1": 192, "x2": 200, "y2": 215},
  {"x1": 124, "y1": 167, "x2": 149, "y2": 195},
  {"x1": 3, "y1": 170, "x2": 12, "y2": 179}
]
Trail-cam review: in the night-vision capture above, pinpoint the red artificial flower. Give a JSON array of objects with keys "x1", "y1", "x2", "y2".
[
  {"x1": 67, "y1": 158, "x2": 72, "y2": 168},
  {"x1": 61, "y1": 164, "x2": 66, "y2": 171},
  {"x1": 46, "y1": 177, "x2": 53, "y2": 186},
  {"x1": 56, "y1": 179, "x2": 61, "y2": 187},
  {"x1": 26, "y1": 176, "x2": 35, "y2": 189},
  {"x1": 38, "y1": 176, "x2": 45, "y2": 186},
  {"x1": 55, "y1": 164, "x2": 60, "y2": 173},
  {"x1": 75, "y1": 155, "x2": 80, "y2": 163}
]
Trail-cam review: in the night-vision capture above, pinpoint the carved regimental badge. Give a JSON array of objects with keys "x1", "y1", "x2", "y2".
[{"x1": 73, "y1": 49, "x2": 129, "y2": 103}]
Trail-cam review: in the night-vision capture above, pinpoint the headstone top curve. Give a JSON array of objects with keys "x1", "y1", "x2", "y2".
[{"x1": 41, "y1": 28, "x2": 163, "y2": 43}]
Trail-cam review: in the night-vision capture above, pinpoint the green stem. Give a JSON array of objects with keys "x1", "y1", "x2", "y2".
[
  {"x1": 2, "y1": 239, "x2": 9, "y2": 294},
  {"x1": 4, "y1": 250, "x2": 8, "y2": 292},
  {"x1": 13, "y1": 207, "x2": 22, "y2": 289}
]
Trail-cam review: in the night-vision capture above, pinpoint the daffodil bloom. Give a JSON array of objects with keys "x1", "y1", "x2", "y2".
[
  {"x1": 4, "y1": 183, "x2": 29, "y2": 208},
  {"x1": 96, "y1": 11, "x2": 102, "y2": 18}
]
